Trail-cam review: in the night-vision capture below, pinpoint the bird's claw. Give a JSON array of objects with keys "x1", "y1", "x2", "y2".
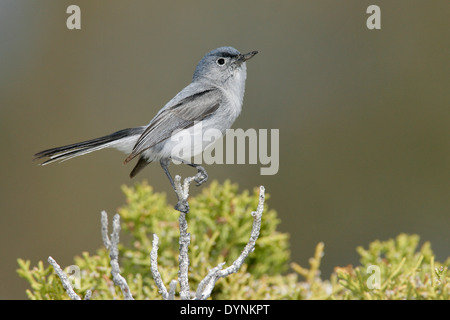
[
  {"x1": 194, "y1": 166, "x2": 208, "y2": 186},
  {"x1": 175, "y1": 200, "x2": 190, "y2": 214}
]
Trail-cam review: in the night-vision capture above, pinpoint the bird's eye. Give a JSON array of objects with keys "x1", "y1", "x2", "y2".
[{"x1": 216, "y1": 58, "x2": 226, "y2": 66}]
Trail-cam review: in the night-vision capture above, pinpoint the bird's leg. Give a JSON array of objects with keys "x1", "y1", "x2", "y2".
[
  {"x1": 160, "y1": 159, "x2": 189, "y2": 213},
  {"x1": 172, "y1": 156, "x2": 208, "y2": 187}
]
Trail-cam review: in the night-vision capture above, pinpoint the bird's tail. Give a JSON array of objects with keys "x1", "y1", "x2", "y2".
[{"x1": 34, "y1": 127, "x2": 145, "y2": 165}]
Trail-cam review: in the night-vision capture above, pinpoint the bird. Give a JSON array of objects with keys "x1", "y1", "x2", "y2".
[{"x1": 34, "y1": 46, "x2": 258, "y2": 212}]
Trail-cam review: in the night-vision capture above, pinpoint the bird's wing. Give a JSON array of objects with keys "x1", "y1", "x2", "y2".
[{"x1": 124, "y1": 87, "x2": 222, "y2": 163}]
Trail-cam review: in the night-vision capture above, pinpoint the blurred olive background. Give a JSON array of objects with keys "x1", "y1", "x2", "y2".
[{"x1": 1, "y1": 1, "x2": 449, "y2": 299}]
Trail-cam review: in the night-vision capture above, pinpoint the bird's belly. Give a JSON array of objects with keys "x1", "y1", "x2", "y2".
[{"x1": 142, "y1": 119, "x2": 226, "y2": 162}]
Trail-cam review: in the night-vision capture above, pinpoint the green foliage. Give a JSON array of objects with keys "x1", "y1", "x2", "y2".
[
  {"x1": 17, "y1": 259, "x2": 67, "y2": 300},
  {"x1": 17, "y1": 180, "x2": 449, "y2": 299},
  {"x1": 335, "y1": 234, "x2": 450, "y2": 299}
]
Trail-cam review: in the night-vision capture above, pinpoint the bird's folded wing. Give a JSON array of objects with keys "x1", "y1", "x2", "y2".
[{"x1": 124, "y1": 88, "x2": 222, "y2": 163}]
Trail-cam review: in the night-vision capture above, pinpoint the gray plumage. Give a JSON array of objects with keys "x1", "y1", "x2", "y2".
[{"x1": 34, "y1": 46, "x2": 258, "y2": 211}]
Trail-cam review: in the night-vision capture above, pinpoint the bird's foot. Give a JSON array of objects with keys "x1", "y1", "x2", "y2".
[
  {"x1": 175, "y1": 200, "x2": 190, "y2": 214},
  {"x1": 194, "y1": 166, "x2": 208, "y2": 186}
]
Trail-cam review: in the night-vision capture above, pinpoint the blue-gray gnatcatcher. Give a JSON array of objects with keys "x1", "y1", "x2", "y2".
[{"x1": 34, "y1": 47, "x2": 258, "y2": 212}]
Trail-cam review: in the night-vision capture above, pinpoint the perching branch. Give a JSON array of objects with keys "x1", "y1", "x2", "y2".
[
  {"x1": 50, "y1": 174, "x2": 265, "y2": 300},
  {"x1": 150, "y1": 174, "x2": 266, "y2": 300},
  {"x1": 178, "y1": 210, "x2": 191, "y2": 300},
  {"x1": 174, "y1": 173, "x2": 195, "y2": 213}
]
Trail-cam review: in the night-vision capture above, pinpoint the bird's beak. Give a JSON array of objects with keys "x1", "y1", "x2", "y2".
[
  {"x1": 241, "y1": 51, "x2": 258, "y2": 61},
  {"x1": 235, "y1": 51, "x2": 258, "y2": 65}
]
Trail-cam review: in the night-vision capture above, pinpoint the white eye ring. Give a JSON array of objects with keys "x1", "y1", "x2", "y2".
[{"x1": 216, "y1": 58, "x2": 226, "y2": 66}]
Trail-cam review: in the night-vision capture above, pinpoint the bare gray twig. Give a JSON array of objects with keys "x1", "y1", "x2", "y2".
[
  {"x1": 150, "y1": 174, "x2": 266, "y2": 300},
  {"x1": 168, "y1": 279, "x2": 177, "y2": 300},
  {"x1": 174, "y1": 174, "x2": 195, "y2": 213},
  {"x1": 150, "y1": 234, "x2": 169, "y2": 299},
  {"x1": 101, "y1": 211, "x2": 134, "y2": 300},
  {"x1": 194, "y1": 186, "x2": 266, "y2": 299},
  {"x1": 100, "y1": 210, "x2": 111, "y2": 249},
  {"x1": 218, "y1": 185, "x2": 265, "y2": 277},
  {"x1": 48, "y1": 256, "x2": 81, "y2": 300},
  {"x1": 178, "y1": 210, "x2": 191, "y2": 300},
  {"x1": 195, "y1": 262, "x2": 226, "y2": 300},
  {"x1": 50, "y1": 178, "x2": 265, "y2": 300}
]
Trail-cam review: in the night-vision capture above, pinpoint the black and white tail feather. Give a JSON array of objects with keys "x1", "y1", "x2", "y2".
[{"x1": 33, "y1": 127, "x2": 146, "y2": 176}]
